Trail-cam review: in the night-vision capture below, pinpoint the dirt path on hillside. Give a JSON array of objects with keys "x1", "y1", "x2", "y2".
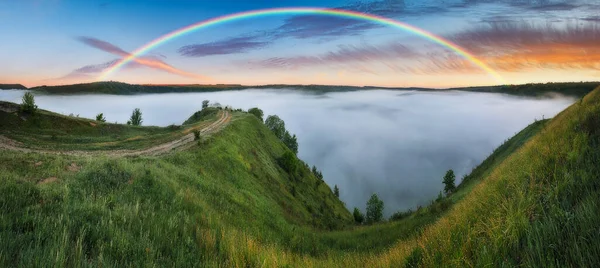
[{"x1": 0, "y1": 111, "x2": 231, "y2": 157}]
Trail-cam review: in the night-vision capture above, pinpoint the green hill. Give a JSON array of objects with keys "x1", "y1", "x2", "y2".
[{"x1": 1, "y1": 86, "x2": 599, "y2": 266}]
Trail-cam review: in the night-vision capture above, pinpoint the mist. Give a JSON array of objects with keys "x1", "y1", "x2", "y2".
[{"x1": 0, "y1": 89, "x2": 575, "y2": 215}]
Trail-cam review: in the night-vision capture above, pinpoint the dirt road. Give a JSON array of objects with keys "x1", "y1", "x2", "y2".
[{"x1": 0, "y1": 110, "x2": 231, "y2": 157}]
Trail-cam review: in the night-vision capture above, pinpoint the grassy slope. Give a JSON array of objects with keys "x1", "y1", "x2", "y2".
[
  {"x1": 0, "y1": 101, "x2": 218, "y2": 151},
  {"x1": 1, "y1": 87, "x2": 599, "y2": 266},
  {"x1": 0, "y1": 113, "x2": 353, "y2": 266}
]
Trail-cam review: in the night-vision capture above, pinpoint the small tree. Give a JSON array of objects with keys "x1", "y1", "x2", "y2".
[
  {"x1": 248, "y1": 107, "x2": 264, "y2": 122},
  {"x1": 334, "y1": 185, "x2": 340, "y2": 198},
  {"x1": 265, "y1": 115, "x2": 286, "y2": 139},
  {"x1": 366, "y1": 193, "x2": 384, "y2": 224},
  {"x1": 193, "y1": 130, "x2": 201, "y2": 141},
  {"x1": 129, "y1": 108, "x2": 143, "y2": 126},
  {"x1": 443, "y1": 169, "x2": 456, "y2": 194},
  {"x1": 283, "y1": 131, "x2": 298, "y2": 154},
  {"x1": 353, "y1": 207, "x2": 364, "y2": 224},
  {"x1": 95, "y1": 113, "x2": 106, "y2": 122},
  {"x1": 202, "y1": 100, "x2": 210, "y2": 109},
  {"x1": 20, "y1": 92, "x2": 37, "y2": 114}
]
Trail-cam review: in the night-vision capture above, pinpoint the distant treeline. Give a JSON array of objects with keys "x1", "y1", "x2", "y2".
[
  {"x1": 451, "y1": 82, "x2": 600, "y2": 98},
  {"x1": 26, "y1": 81, "x2": 600, "y2": 98},
  {"x1": 0, "y1": 84, "x2": 27, "y2": 90}
]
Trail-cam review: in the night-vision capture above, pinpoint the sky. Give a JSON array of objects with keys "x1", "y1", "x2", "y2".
[{"x1": 1, "y1": 0, "x2": 599, "y2": 88}]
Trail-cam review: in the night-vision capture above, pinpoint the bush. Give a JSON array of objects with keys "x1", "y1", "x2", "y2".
[
  {"x1": 248, "y1": 107, "x2": 264, "y2": 122},
  {"x1": 390, "y1": 209, "x2": 413, "y2": 221},
  {"x1": 193, "y1": 130, "x2": 201, "y2": 141},
  {"x1": 202, "y1": 100, "x2": 209, "y2": 109},
  {"x1": 20, "y1": 92, "x2": 37, "y2": 114},
  {"x1": 129, "y1": 108, "x2": 143, "y2": 126},
  {"x1": 334, "y1": 185, "x2": 340, "y2": 198},
  {"x1": 353, "y1": 207, "x2": 364, "y2": 224},
  {"x1": 366, "y1": 193, "x2": 384, "y2": 224},
  {"x1": 279, "y1": 151, "x2": 297, "y2": 174},
  {"x1": 95, "y1": 113, "x2": 106, "y2": 122}
]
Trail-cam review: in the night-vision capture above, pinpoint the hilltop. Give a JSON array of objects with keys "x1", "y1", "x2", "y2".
[
  {"x1": 1, "y1": 86, "x2": 599, "y2": 266},
  {"x1": 0, "y1": 84, "x2": 27, "y2": 90},
  {"x1": 27, "y1": 81, "x2": 600, "y2": 97}
]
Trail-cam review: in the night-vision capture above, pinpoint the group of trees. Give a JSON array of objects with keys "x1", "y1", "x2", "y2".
[
  {"x1": 353, "y1": 169, "x2": 457, "y2": 225},
  {"x1": 353, "y1": 193, "x2": 384, "y2": 224},
  {"x1": 248, "y1": 108, "x2": 299, "y2": 155}
]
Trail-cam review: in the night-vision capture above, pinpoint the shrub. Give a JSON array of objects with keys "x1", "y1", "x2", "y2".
[
  {"x1": 95, "y1": 113, "x2": 106, "y2": 122},
  {"x1": 248, "y1": 107, "x2": 264, "y2": 122},
  {"x1": 390, "y1": 209, "x2": 413, "y2": 221},
  {"x1": 353, "y1": 207, "x2": 364, "y2": 224},
  {"x1": 334, "y1": 185, "x2": 340, "y2": 197},
  {"x1": 443, "y1": 169, "x2": 456, "y2": 194},
  {"x1": 279, "y1": 151, "x2": 297, "y2": 174},
  {"x1": 366, "y1": 193, "x2": 384, "y2": 224},
  {"x1": 20, "y1": 92, "x2": 37, "y2": 114},
  {"x1": 129, "y1": 108, "x2": 143, "y2": 126},
  {"x1": 202, "y1": 100, "x2": 209, "y2": 109},
  {"x1": 193, "y1": 130, "x2": 201, "y2": 141}
]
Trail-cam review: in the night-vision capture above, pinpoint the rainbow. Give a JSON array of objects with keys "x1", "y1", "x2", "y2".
[{"x1": 99, "y1": 7, "x2": 506, "y2": 84}]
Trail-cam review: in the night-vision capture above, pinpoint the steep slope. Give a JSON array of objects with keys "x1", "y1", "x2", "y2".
[{"x1": 0, "y1": 111, "x2": 352, "y2": 266}]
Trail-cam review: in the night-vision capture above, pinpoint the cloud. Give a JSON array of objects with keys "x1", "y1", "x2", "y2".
[
  {"x1": 77, "y1": 36, "x2": 210, "y2": 80},
  {"x1": 448, "y1": 22, "x2": 600, "y2": 71},
  {"x1": 178, "y1": 36, "x2": 270, "y2": 57}
]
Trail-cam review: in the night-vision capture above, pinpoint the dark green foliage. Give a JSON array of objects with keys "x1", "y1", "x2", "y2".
[
  {"x1": 390, "y1": 209, "x2": 413, "y2": 221},
  {"x1": 193, "y1": 130, "x2": 200, "y2": 141},
  {"x1": 202, "y1": 100, "x2": 209, "y2": 109},
  {"x1": 95, "y1": 113, "x2": 106, "y2": 122},
  {"x1": 248, "y1": 107, "x2": 264, "y2": 122},
  {"x1": 366, "y1": 194, "x2": 384, "y2": 224},
  {"x1": 283, "y1": 131, "x2": 298, "y2": 154},
  {"x1": 20, "y1": 92, "x2": 37, "y2": 114},
  {"x1": 129, "y1": 108, "x2": 142, "y2": 126},
  {"x1": 334, "y1": 185, "x2": 340, "y2": 198},
  {"x1": 279, "y1": 151, "x2": 298, "y2": 174},
  {"x1": 0, "y1": 84, "x2": 27, "y2": 89},
  {"x1": 353, "y1": 207, "x2": 364, "y2": 224},
  {"x1": 312, "y1": 166, "x2": 324, "y2": 181},
  {"x1": 443, "y1": 169, "x2": 456, "y2": 194},
  {"x1": 265, "y1": 115, "x2": 286, "y2": 139}
]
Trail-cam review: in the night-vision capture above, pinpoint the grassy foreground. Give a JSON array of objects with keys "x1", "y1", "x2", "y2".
[{"x1": 1, "y1": 87, "x2": 599, "y2": 266}]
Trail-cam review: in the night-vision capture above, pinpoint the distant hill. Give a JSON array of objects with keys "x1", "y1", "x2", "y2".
[
  {"x1": 27, "y1": 81, "x2": 600, "y2": 98},
  {"x1": 0, "y1": 84, "x2": 27, "y2": 90}
]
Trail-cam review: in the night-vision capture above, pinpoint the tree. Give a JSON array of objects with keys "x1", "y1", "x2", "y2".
[
  {"x1": 353, "y1": 207, "x2": 365, "y2": 224},
  {"x1": 248, "y1": 107, "x2": 264, "y2": 122},
  {"x1": 193, "y1": 130, "x2": 201, "y2": 141},
  {"x1": 202, "y1": 100, "x2": 209, "y2": 109},
  {"x1": 282, "y1": 131, "x2": 298, "y2": 154},
  {"x1": 334, "y1": 185, "x2": 340, "y2": 198},
  {"x1": 443, "y1": 169, "x2": 456, "y2": 194},
  {"x1": 20, "y1": 92, "x2": 37, "y2": 114},
  {"x1": 265, "y1": 115, "x2": 286, "y2": 139},
  {"x1": 129, "y1": 108, "x2": 143, "y2": 126},
  {"x1": 95, "y1": 113, "x2": 106, "y2": 122},
  {"x1": 366, "y1": 193, "x2": 384, "y2": 224}
]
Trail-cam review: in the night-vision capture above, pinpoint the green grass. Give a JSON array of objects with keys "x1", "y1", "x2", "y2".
[
  {"x1": 0, "y1": 101, "x2": 219, "y2": 151},
  {"x1": 1, "y1": 86, "x2": 599, "y2": 266}
]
